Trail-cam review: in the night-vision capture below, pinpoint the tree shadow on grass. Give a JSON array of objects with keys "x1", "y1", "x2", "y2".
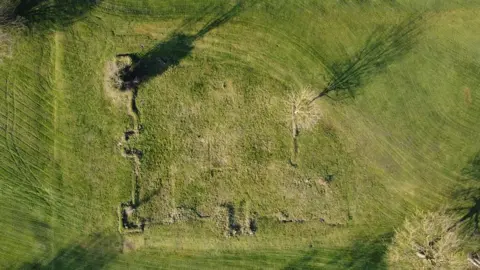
[
  {"x1": 313, "y1": 14, "x2": 424, "y2": 101},
  {"x1": 114, "y1": 1, "x2": 245, "y2": 120},
  {"x1": 462, "y1": 151, "x2": 480, "y2": 181},
  {"x1": 283, "y1": 233, "x2": 392, "y2": 269},
  {"x1": 18, "y1": 233, "x2": 120, "y2": 270},
  {"x1": 283, "y1": 249, "x2": 321, "y2": 270},
  {"x1": 450, "y1": 152, "x2": 480, "y2": 236},
  {"x1": 453, "y1": 195, "x2": 480, "y2": 235},
  {"x1": 13, "y1": 0, "x2": 100, "y2": 30},
  {"x1": 328, "y1": 233, "x2": 392, "y2": 269},
  {"x1": 118, "y1": 0, "x2": 245, "y2": 90}
]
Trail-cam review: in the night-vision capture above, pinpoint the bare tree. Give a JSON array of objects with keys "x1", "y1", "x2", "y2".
[
  {"x1": 288, "y1": 87, "x2": 322, "y2": 166},
  {"x1": 291, "y1": 87, "x2": 322, "y2": 132},
  {"x1": 387, "y1": 211, "x2": 469, "y2": 269}
]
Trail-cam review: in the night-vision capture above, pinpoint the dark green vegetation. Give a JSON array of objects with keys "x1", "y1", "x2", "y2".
[
  {"x1": 13, "y1": 0, "x2": 99, "y2": 29},
  {"x1": 1, "y1": 0, "x2": 480, "y2": 268}
]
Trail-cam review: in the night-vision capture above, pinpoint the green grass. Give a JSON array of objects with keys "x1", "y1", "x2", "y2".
[{"x1": 1, "y1": 0, "x2": 480, "y2": 268}]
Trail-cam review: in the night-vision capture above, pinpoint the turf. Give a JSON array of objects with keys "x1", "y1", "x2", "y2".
[{"x1": 1, "y1": 0, "x2": 480, "y2": 269}]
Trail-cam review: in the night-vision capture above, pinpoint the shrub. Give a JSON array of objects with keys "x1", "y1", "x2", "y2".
[
  {"x1": 387, "y1": 211, "x2": 469, "y2": 269},
  {"x1": 106, "y1": 56, "x2": 132, "y2": 90}
]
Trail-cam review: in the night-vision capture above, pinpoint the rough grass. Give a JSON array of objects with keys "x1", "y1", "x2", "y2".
[{"x1": 1, "y1": 0, "x2": 480, "y2": 268}]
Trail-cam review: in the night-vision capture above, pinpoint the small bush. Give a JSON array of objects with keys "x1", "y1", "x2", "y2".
[
  {"x1": 106, "y1": 56, "x2": 132, "y2": 90},
  {"x1": 387, "y1": 211, "x2": 469, "y2": 269}
]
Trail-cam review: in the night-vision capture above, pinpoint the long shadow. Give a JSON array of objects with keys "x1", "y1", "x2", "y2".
[
  {"x1": 283, "y1": 233, "x2": 392, "y2": 269},
  {"x1": 451, "y1": 152, "x2": 480, "y2": 236},
  {"x1": 118, "y1": 1, "x2": 245, "y2": 90},
  {"x1": 283, "y1": 249, "x2": 320, "y2": 270},
  {"x1": 312, "y1": 14, "x2": 423, "y2": 101},
  {"x1": 13, "y1": 0, "x2": 100, "y2": 29},
  {"x1": 332, "y1": 233, "x2": 392, "y2": 269},
  {"x1": 118, "y1": 33, "x2": 195, "y2": 90},
  {"x1": 453, "y1": 196, "x2": 480, "y2": 235},
  {"x1": 18, "y1": 233, "x2": 120, "y2": 269},
  {"x1": 337, "y1": 234, "x2": 392, "y2": 269},
  {"x1": 462, "y1": 151, "x2": 480, "y2": 180}
]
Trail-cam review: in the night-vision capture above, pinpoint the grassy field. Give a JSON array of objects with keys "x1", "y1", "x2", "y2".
[{"x1": 1, "y1": 0, "x2": 480, "y2": 269}]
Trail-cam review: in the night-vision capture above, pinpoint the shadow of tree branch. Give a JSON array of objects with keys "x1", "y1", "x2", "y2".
[
  {"x1": 283, "y1": 233, "x2": 393, "y2": 269},
  {"x1": 118, "y1": 1, "x2": 245, "y2": 90},
  {"x1": 451, "y1": 152, "x2": 480, "y2": 236},
  {"x1": 18, "y1": 232, "x2": 120, "y2": 270},
  {"x1": 312, "y1": 14, "x2": 424, "y2": 102}
]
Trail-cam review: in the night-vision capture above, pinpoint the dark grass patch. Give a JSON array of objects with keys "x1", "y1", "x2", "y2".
[
  {"x1": 451, "y1": 151, "x2": 480, "y2": 236},
  {"x1": 14, "y1": 0, "x2": 100, "y2": 30},
  {"x1": 18, "y1": 233, "x2": 120, "y2": 270}
]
